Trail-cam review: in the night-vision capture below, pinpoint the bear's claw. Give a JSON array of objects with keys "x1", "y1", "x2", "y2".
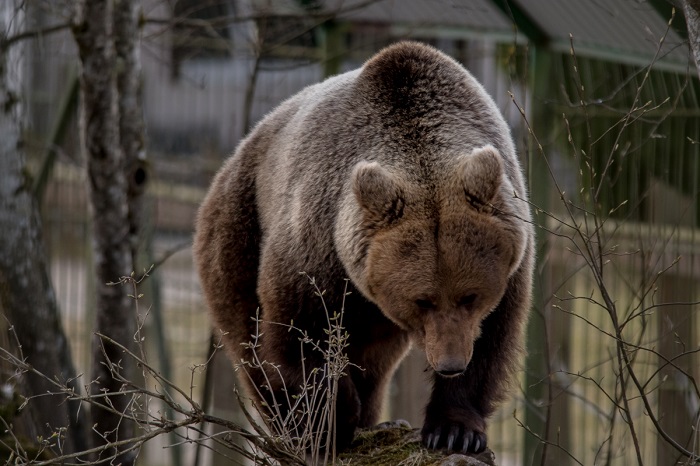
[
  {"x1": 446, "y1": 427, "x2": 456, "y2": 451},
  {"x1": 421, "y1": 423, "x2": 486, "y2": 454},
  {"x1": 461, "y1": 430, "x2": 472, "y2": 453},
  {"x1": 426, "y1": 427, "x2": 441, "y2": 450}
]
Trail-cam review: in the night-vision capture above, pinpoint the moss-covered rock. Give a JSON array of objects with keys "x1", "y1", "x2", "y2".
[{"x1": 338, "y1": 422, "x2": 497, "y2": 466}]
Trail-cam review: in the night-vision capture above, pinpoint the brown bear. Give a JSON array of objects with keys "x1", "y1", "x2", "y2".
[{"x1": 193, "y1": 41, "x2": 533, "y2": 454}]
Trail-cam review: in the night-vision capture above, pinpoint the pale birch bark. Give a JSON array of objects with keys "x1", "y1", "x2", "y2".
[{"x1": 0, "y1": 0, "x2": 87, "y2": 455}]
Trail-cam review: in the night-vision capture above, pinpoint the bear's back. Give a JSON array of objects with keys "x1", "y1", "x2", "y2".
[{"x1": 248, "y1": 42, "x2": 524, "y2": 241}]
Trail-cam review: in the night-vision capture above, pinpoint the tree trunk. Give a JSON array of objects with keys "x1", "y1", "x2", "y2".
[
  {"x1": 114, "y1": 0, "x2": 148, "y2": 267},
  {"x1": 0, "y1": 0, "x2": 88, "y2": 456},
  {"x1": 72, "y1": 0, "x2": 136, "y2": 463}
]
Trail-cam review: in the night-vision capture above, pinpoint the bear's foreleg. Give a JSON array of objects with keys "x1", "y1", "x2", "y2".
[
  {"x1": 249, "y1": 326, "x2": 362, "y2": 453},
  {"x1": 347, "y1": 325, "x2": 411, "y2": 428}
]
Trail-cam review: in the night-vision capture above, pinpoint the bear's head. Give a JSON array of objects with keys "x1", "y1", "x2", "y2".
[{"x1": 337, "y1": 145, "x2": 528, "y2": 377}]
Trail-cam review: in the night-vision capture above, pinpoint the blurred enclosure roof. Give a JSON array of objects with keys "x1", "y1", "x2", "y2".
[{"x1": 260, "y1": 0, "x2": 690, "y2": 71}]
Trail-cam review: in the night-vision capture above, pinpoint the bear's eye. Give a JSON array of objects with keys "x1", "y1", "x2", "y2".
[
  {"x1": 458, "y1": 294, "x2": 477, "y2": 308},
  {"x1": 414, "y1": 298, "x2": 436, "y2": 311}
]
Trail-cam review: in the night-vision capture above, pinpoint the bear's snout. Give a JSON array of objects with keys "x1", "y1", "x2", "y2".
[{"x1": 424, "y1": 311, "x2": 475, "y2": 377}]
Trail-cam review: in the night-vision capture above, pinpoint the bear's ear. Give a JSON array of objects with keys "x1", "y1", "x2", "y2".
[
  {"x1": 458, "y1": 145, "x2": 503, "y2": 208},
  {"x1": 352, "y1": 161, "x2": 405, "y2": 225}
]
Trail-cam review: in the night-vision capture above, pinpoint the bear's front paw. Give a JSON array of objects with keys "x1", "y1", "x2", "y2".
[{"x1": 421, "y1": 408, "x2": 487, "y2": 453}]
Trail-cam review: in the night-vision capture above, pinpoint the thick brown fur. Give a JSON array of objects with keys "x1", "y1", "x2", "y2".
[{"x1": 193, "y1": 41, "x2": 534, "y2": 454}]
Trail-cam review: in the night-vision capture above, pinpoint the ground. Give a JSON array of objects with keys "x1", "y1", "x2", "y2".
[{"x1": 339, "y1": 422, "x2": 498, "y2": 466}]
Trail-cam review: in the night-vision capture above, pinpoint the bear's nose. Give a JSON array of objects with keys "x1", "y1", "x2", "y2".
[{"x1": 434, "y1": 358, "x2": 467, "y2": 377}]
